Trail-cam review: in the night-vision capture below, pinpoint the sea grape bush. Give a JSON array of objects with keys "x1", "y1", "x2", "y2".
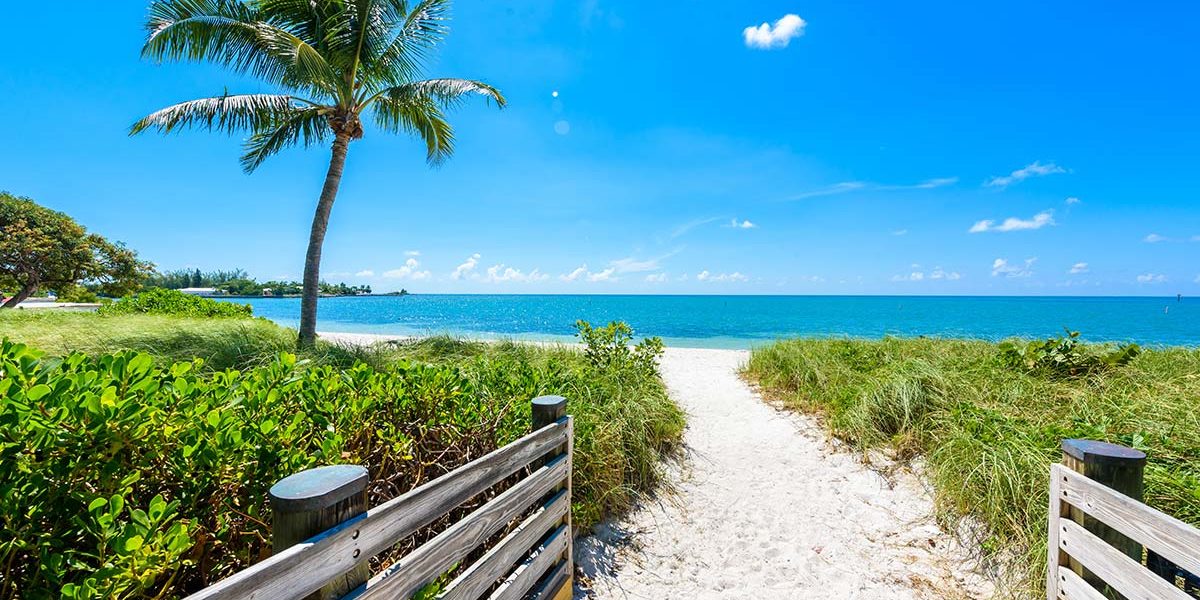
[
  {"x1": 0, "y1": 339, "x2": 524, "y2": 599},
  {"x1": 575, "y1": 320, "x2": 664, "y2": 378},
  {"x1": 997, "y1": 329, "x2": 1141, "y2": 377},
  {"x1": 99, "y1": 288, "x2": 252, "y2": 318}
]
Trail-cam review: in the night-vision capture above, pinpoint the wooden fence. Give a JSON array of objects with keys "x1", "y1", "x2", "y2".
[
  {"x1": 1047, "y1": 439, "x2": 1200, "y2": 599},
  {"x1": 184, "y1": 395, "x2": 574, "y2": 600}
]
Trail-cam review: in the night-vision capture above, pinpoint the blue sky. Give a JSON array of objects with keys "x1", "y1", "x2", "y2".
[{"x1": 1, "y1": 1, "x2": 1198, "y2": 295}]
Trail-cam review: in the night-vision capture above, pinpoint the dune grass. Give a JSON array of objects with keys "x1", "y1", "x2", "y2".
[{"x1": 744, "y1": 337, "x2": 1200, "y2": 597}]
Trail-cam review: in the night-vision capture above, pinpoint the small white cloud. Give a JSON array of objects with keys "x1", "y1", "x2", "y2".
[
  {"x1": 383, "y1": 258, "x2": 431, "y2": 280},
  {"x1": 697, "y1": 270, "x2": 748, "y2": 282},
  {"x1": 1144, "y1": 233, "x2": 1168, "y2": 243},
  {"x1": 992, "y1": 257, "x2": 1037, "y2": 278},
  {"x1": 743, "y1": 14, "x2": 806, "y2": 50},
  {"x1": 645, "y1": 273, "x2": 668, "y2": 283},
  {"x1": 610, "y1": 250, "x2": 680, "y2": 274},
  {"x1": 1191, "y1": 235, "x2": 1200, "y2": 242},
  {"x1": 1068, "y1": 262, "x2": 1089, "y2": 274},
  {"x1": 1136, "y1": 273, "x2": 1167, "y2": 284},
  {"x1": 892, "y1": 229, "x2": 909, "y2": 236},
  {"x1": 355, "y1": 269, "x2": 375, "y2": 277},
  {"x1": 914, "y1": 177, "x2": 959, "y2": 189},
  {"x1": 404, "y1": 250, "x2": 421, "y2": 256},
  {"x1": 986, "y1": 161, "x2": 1067, "y2": 187},
  {"x1": 969, "y1": 210, "x2": 1055, "y2": 233},
  {"x1": 587, "y1": 268, "x2": 617, "y2": 282},
  {"x1": 930, "y1": 268, "x2": 961, "y2": 280},
  {"x1": 560, "y1": 264, "x2": 588, "y2": 282},
  {"x1": 484, "y1": 264, "x2": 549, "y2": 283},
  {"x1": 1065, "y1": 196, "x2": 1081, "y2": 205},
  {"x1": 451, "y1": 253, "x2": 481, "y2": 280},
  {"x1": 729, "y1": 218, "x2": 757, "y2": 229}
]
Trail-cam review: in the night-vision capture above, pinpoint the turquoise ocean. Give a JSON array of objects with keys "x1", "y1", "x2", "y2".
[{"x1": 232, "y1": 295, "x2": 1200, "y2": 349}]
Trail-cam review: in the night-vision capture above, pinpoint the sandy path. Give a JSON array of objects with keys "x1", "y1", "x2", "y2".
[{"x1": 577, "y1": 347, "x2": 993, "y2": 599}]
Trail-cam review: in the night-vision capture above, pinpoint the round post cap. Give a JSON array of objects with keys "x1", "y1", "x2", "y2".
[
  {"x1": 1062, "y1": 439, "x2": 1146, "y2": 465},
  {"x1": 269, "y1": 465, "x2": 368, "y2": 512}
]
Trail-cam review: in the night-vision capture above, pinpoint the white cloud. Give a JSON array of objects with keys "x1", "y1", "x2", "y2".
[
  {"x1": 404, "y1": 250, "x2": 421, "y2": 256},
  {"x1": 587, "y1": 268, "x2": 617, "y2": 282},
  {"x1": 1068, "y1": 262, "x2": 1089, "y2": 274},
  {"x1": 697, "y1": 270, "x2": 748, "y2": 282},
  {"x1": 786, "y1": 177, "x2": 956, "y2": 201},
  {"x1": 560, "y1": 264, "x2": 588, "y2": 282},
  {"x1": 355, "y1": 269, "x2": 375, "y2": 277},
  {"x1": 484, "y1": 264, "x2": 549, "y2": 283},
  {"x1": 729, "y1": 218, "x2": 757, "y2": 229},
  {"x1": 451, "y1": 254, "x2": 481, "y2": 280},
  {"x1": 1136, "y1": 273, "x2": 1167, "y2": 284},
  {"x1": 893, "y1": 268, "x2": 960, "y2": 282},
  {"x1": 645, "y1": 273, "x2": 668, "y2": 283},
  {"x1": 1065, "y1": 197, "x2": 1081, "y2": 205},
  {"x1": 383, "y1": 258, "x2": 431, "y2": 280},
  {"x1": 892, "y1": 229, "x2": 909, "y2": 236},
  {"x1": 788, "y1": 181, "x2": 868, "y2": 201},
  {"x1": 1191, "y1": 235, "x2": 1200, "y2": 242},
  {"x1": 969, "y1": 210, "x2": 1055, "y2": 233},
  {"x1": 743, "y1": 14, "x2": 806, "y2": 50},
  {"x1": 992, "y1": 257, "x2": 1037, "y2": 278},
  {"x1": 986, "y1": 161, "x2": 1067, "y2": 187},
  {"x1": 913, "y1": 177, "x2": 959, "y2": 189},
  {"x1": 670, "y1": 216, "x2": 722, "y2": 239},
  {"x1": 609, "y1": 249, "x2": 680, "y2": 274}
]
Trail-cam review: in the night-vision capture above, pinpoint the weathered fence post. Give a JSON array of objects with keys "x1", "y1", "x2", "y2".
[
  {"x1": 269, "y1": 464, "x2": 371, "y2": 600},
  {"x1": 1060, "y1": 439, "x2": 1146, "y2": 598},
  {"x1": 531, "y1": 395, "x2": 573, "y2": 600}
]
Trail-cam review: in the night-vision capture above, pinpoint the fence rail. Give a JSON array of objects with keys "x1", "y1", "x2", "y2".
[
  {"x1": 1047, "y1": 439, "x2": 1200, "y2": 600},
  {"x1": 184, "y1": 395, "x2": 573, "y2": 600}
]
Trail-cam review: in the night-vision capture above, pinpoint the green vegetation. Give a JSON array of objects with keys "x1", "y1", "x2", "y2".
[
  {"x1": 144, "y1": 269, "x2": 371, "y2": 297},
  {"x1": 0, "y1": 314, "x2": 683, "y2": 599},
  {"x1": 130, "y1": 0, "x2": 506, "y2": 346},
  {"x1": 0, "y1": 192, "x2": 152, "y2": 307},
  {"x1": 100, "y1": 288, "x2": 253, "y2": 319},
  {"x1": 744, "y1": 335, "x2": 1200, "y2": 596}
]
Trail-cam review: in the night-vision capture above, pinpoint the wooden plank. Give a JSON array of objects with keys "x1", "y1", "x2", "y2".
[
  {"x1": 488, "y1": 526, "x2": 569, "y2": 600},
  {"x1": 350, "y1": 455, "x2": 570, "y2": 600},
  {"x1": 528, "y1": 559, "x2": 570, "y2": 600},
  {"x1": 1047, "y1": 464, "x2": 1066, "y2": 600},
  {"x1": 1058, "y1": 464, "x2": 1200, "y2": 577},
  {"x1": 1055, "y1": 566, "x2": 1109, "y2": 600},
  {"x1": 437, "y1": 490, "x2": 569, "y2": 600},
  {"x1": 182, "y1": 420, "x2": 569, "y2": 600},
  {"x1": 1058, "y1": 518, "x2": 1192, "y2": 600}
]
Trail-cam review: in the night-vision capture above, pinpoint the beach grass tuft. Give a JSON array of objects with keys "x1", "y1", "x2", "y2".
[{"x1": 744, "y1": 336, "x2": 1200, "y2": 597}]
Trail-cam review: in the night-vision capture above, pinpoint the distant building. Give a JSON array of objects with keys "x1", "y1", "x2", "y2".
[
  {"x1": 178, "y1": 287, "x2": 220, "y2": 297},
  {"x1": 262, "y1": 288, "x2": 274, "y2": 297}
]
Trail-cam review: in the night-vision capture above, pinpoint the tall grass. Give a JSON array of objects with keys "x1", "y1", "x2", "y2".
[{"x1": 744, "y1": 337, "x2": 1200, "y2": 598}]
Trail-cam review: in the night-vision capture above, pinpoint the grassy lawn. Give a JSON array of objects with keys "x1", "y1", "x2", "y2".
[
  {"x1": 744, "y1": 337, "x2": 1200, "y2": 597},
  {"x1": 0, "y1": 310, "x2": 684, "y2": 598}
]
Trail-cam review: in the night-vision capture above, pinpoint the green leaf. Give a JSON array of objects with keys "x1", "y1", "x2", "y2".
[
  {"x1": 124, "y1": 535, "x2": 144, "y2": 552},
  {"x1": 26, "y1": 384, "x2": 52, "y2": 401}
]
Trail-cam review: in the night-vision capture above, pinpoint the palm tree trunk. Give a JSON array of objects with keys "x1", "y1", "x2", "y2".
[
  {"x1": 1, "y1": 284, "x2": 36, "y2": 309},
  {"x1": 298, "y1": 133, "x2": 352, "y2": 348}
]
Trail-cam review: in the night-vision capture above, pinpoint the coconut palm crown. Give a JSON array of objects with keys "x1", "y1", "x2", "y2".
[{"x1": 131, "y1": 0, "x2": 505, "y2": 347}]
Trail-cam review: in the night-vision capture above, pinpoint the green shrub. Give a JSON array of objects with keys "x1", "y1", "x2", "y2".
[
  {"x1": 0, "y1": 321, "x2": 684, "y2": 599},
  {"x1": 99, "y1": 288, "x2": 252, "y2": 318},
  {"x1": 998, "y1": 329, "x2": 1140, "y2": 377}
]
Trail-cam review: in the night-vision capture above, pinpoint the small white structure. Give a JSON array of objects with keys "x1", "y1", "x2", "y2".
[{"x1": 179, "y1": 287, "x2": 220, "y2": 297}]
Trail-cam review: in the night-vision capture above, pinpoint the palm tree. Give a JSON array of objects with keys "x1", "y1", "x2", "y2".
[{"x1": 131, "y1": 0, "x2": 505, "y2": 347}]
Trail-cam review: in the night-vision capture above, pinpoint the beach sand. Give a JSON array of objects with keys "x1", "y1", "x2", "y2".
[
  {"x1": 577, "y1": 347, "x2": 994, "y2": 599},
  {"x1": 317, "y1": 333, "x2": 993, "y2": 598}
]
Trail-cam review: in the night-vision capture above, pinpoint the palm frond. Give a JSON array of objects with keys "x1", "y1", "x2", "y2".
[
  {"x1": 143, "y1": 0, "x2": 342, "y2": 95},
  {"x1": 360, "y1": 0, "x2": 449, "y2": 88},
  {"x1": 240, "y1": 107, "x2": 331, "y2": 172},
  {"x1": 372, "y1": 78, "x2": 506, "y2": 110},
  {"x1": 130, "y1": 94, "x2": 304, "y2": 136},
  {"x1": 372, "y1": 95, "x2": 454, "y2": 165}
]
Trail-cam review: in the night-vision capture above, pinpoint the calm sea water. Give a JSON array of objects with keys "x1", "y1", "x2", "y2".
[{"x1": 229, "y1": 295, "x2": 1200, "y2": 349}]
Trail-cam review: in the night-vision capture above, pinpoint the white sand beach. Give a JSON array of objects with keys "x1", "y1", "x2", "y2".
[
  {"x1": 576, "y1": 347, "x2": 994, "y2": 599},
  {"x1": 318, "y1": 333, "x2": 993, "y2": 598}
]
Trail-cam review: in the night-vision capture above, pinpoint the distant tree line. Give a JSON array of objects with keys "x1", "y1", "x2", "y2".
[{"x1": 143, "y1": 269, "x2": 370, "y2": 297}]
